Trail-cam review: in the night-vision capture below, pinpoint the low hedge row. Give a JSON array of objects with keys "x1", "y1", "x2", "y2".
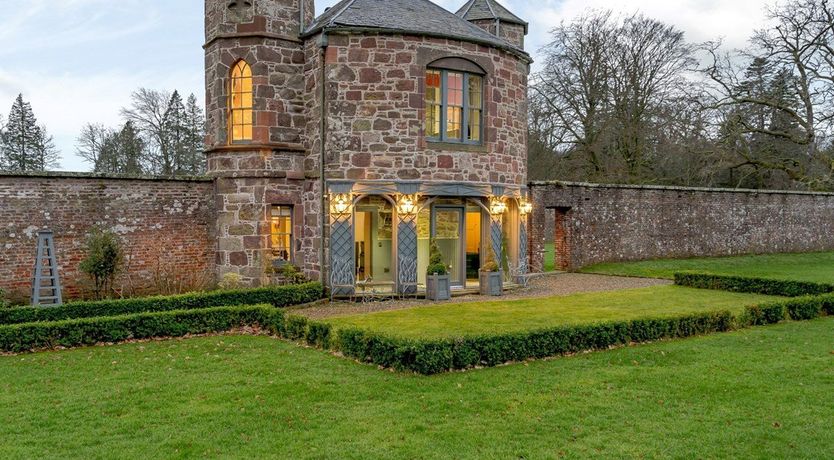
[
  {"x1": 0, "y1": 305, "x2": 285, "y2": 353},
  {"x1": 281, "y1": 311, "x2": 735, "y2": 375},
  {"x1": 740, "y1": 293, "x2": 834, "y2": 325},
  {"x1": 0, "y1": 282, "x2": 322, "y2": 326},
  {"x1": 674, "y1": 273, "x2": 834, "y2": 297}
]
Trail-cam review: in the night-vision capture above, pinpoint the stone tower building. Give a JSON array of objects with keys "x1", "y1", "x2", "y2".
[
  {"x1": 205, "y1": 0, "x2": 322, "y2": 284},
  {"x1": 204, "y1": 0, "x2": 531, "y2": 295}
]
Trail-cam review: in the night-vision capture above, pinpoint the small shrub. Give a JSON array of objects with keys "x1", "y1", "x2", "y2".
[
  {"x1": 480, "y1": 246, "x2": 500, "y2": 273},
  {"x1": 218, "y1": 273, "x2": 245, "y2": 290},
  {"x1": 79, "y1": 228, "x2": 124, "y2": 300},
  {"x1": 427, "y1": 238, "x2": 448, "y2": 276},
  {"x1": 280, "y1": 264, "x2": 309, "y2": 285},
  {"x1": 0, "y1": 288, "x2": 7, "y2": 309}
]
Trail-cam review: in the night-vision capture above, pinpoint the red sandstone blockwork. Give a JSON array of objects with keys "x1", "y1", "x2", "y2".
[{"x1": 0, "y1": 175, "x2": 215, "y2": 303}]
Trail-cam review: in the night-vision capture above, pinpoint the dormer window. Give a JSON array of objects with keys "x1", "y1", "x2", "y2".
[{"x1": 425, "y1": 60, "x2": 484, "y2": 145}]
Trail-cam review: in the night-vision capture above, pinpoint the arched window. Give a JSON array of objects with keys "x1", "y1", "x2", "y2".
[
  {"x1": 229, "y1": 60, "x2": 253, "y2": 143},
  {"x1": 425, "y1": 58, "x2": 485, "y2": 145}
]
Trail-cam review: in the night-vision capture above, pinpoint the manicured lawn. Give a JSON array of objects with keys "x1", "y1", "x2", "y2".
[
  {"x1": 326, "y1": 286, "x2": 777, "y2": 339},
  {"x1": 0, "y1": 319, "x2": 832, "y2": 458},
  {"x1": 582, "y1": 251, "x2": 834, "y2": 283}
]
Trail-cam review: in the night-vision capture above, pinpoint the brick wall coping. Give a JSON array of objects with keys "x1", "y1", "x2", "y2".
[
  {"x1": 0, "y1": 171, "x2": 213, "y2": 183},
  {"x1": 529, "y1": 180, "x2": 834, "y2": 198}
]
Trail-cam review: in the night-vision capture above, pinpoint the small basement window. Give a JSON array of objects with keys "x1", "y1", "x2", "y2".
[{"x1": 271, "y1": 205, "x2": 293, "y2": 262}]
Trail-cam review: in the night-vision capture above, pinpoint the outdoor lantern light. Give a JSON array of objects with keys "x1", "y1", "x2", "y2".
[
  {"x1": 332, "y1": 193, "x2": 351, "y2": 215},
  {"x1": 398, "y1": 194, "x2": 418, "y2": 215},
  {"x1": 519, "y1": 199, "x2": 533, "y2": 216},
  {"x1": 490, "y1": 197, "x2": 507, "y2": 215}
]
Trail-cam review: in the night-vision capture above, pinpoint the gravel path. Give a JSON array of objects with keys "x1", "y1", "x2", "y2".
[{"x1": 295, "y1": 273, "x2": 671, "y2": 320}]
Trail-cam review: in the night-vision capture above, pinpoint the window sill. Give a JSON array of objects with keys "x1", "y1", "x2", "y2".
[{"x1": 426, "y1": 141, "x2": 488, "y2": 153}]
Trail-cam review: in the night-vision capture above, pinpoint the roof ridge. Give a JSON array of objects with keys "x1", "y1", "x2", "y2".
[
  {"x1": 458, "y1": 0, "x2": 477, "y2": 18},
  {"x1": 326, "y1": 0, "x2": 358, "y2": 27}
]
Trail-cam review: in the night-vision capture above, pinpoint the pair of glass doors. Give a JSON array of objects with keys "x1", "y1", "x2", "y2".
[{"x1": 431, "y1": 205, "x2": 483, "y2": 287}]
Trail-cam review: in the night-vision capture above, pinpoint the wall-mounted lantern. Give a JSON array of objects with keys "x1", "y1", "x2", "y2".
[
  {"x1": 397, "y1": 194, "x2": 418, "y2": 216},
  {"x1": 519, "y1": 198, "x2": 533, "y2": 216},
  {"x1": 490, "y1": 197, "x2": 507, "y2": 215},
  {"x1": 332, "y1": 193, "x2": 352, "y2": 215}
]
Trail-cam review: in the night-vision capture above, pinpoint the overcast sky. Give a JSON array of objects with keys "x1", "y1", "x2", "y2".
[{"x1": 0, "y1": 0, "x2": 773, "y2": 172}]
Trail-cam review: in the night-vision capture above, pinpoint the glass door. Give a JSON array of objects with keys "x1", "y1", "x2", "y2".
[{"x1": 431, "y1": 206, "x2": 465, "y2": 286}]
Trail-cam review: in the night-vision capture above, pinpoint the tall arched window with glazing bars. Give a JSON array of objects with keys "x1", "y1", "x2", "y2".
[{"x1": 229, "y1": 60, "x2": 253, "y2": 143}]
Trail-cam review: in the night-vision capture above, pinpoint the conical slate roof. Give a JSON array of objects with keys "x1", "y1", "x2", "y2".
[
  {"x1": 302, "y1": 0, "x2": 530, "y2": 58},
  {"x1": 456, "y1": 0, "x2": 528, "y2": 33}
]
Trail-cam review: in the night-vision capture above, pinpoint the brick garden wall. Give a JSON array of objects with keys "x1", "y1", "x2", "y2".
[
  {"x1": 529, "y1": 181, "x2": 834, "y2": 272},
  {"x1": 0, "y1": 173, "x2": 215, "y2": 303}
]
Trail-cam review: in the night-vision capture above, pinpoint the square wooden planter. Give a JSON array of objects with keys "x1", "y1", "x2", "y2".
[
  {"x1": 426, "y1": 274, "x2": 451, "y2": 301},
  {"x1": 479, "y1": 270, "x2": 504, "y2": 296}
]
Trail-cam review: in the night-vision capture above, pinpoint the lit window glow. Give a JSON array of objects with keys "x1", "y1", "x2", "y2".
[
  {"x1": 229, "y1": 60, "x2": 253, "y2": 143},
  {"x1": 271, "y1": 206, "x2": 293, "y2": 262},
  {"x1": 425, "y1": 69, "x2": 483, "y2": 144}
]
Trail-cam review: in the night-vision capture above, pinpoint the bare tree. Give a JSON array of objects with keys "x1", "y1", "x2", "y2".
[
  {"x1": 608, "y1": 14, "x2": 697, "y2": 176},
  {"x1": 533, "y1": 11, "x2": 616, "y2": 177},
  {"x1": 702, "y1": 0, "x2": 834, "y2": 188},
  {"x1": 76, "y1": 123, "x2": 113, "y2": 171},
  {"x1": 121, "y1": 88, "x2": 173, "y2": 175}
]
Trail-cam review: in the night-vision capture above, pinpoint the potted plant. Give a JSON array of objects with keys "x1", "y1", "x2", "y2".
[
  {"x1": 425, "y1": 239, "x2": 451, "y2": 301},
  {"x1": 479, "y1": 247, "x2": 503, "y2": 296}
]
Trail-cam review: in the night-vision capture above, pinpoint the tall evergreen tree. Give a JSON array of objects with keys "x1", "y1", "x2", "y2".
[
  {"x1": 183, "y1": 93, "x2": 206, "y2": 175},
  {"x1": 0, "y1": 94, "x2": 60, "y2": 171},
  {"x1": 114, "y1": 121, "x2": 145, "y2": 175},
  {"x1": 163, "y1": 90, "x2": 188, "y2": 175}
]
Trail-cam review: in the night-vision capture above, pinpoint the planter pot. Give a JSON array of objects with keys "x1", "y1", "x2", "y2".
[
  {"x1": 479, "y1": 270, "x2": 504, "y2": 296},
  {"x1": 426, "y1": 274, "x2": 451, "y2": 301}
]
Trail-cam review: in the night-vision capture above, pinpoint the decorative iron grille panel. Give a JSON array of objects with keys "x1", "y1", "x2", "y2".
[
  {"x1": 330, "y1": 216, "x2": 355, "y2": 296},
  {"x1": 490, "y1": 216, "x2": 503, "y2": 263},
  {"x1": 397, "y1": 216, "x2": 418, "y2": 294},
  {"x1": 519, "y1": 217, "x2": 529, "y2": 274}
]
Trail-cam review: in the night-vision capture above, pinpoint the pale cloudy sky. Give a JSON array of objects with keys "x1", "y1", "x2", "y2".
[{"x1": 0, "y1": 0, "x2": 773, "y2": 172}]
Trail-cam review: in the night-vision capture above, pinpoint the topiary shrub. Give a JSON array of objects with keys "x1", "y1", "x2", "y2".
[
  {"x1": 480, "y1": 246, "x2": 500, "y2": 272},
  {"x1": 426, "y1": 238, "x2": 448, "y2": 276},
  {"x1": 79, "y1": 228, "x2": 124, "y2": 300}
]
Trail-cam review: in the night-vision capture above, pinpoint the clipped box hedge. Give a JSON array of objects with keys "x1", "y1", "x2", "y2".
[
  {"x1": 0, "y1": 305, "x2": 285, "y2": 353},
  {"x1": 0, "y1": 282, "x2": 322, "y2": 326},
  {"x1": 281, "y1": 310, "x2": 735, "y2": 375},
  {"x1": 674, "y1": 273, "x2": 834, "y2": 297}
]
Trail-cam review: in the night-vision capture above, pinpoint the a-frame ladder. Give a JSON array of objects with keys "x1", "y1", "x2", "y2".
[{"x1": 31, "y1": 230, "x2": 63, "y2": 307}]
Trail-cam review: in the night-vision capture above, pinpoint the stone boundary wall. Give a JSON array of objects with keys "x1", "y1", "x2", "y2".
[
  {"x1": 0, "y1": 172, "x2": 215, "y2": 303},
  {"x1": 529, "y1": 181, "x2": 834, "y2": 272}
]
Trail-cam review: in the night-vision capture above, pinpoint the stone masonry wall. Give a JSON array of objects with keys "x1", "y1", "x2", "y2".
[
  {"x1": 529, "y1": 181, "x2": 834, "y2": 272},
  {"x1": 204, "y1": 0, "x2": 322, "y2": 285},
  {"x1": 0, "y1": 173, "x2": 215, "y2": 303},
  {"x1": 322, "y1": 32, "x2": 529, "y2": 188}
]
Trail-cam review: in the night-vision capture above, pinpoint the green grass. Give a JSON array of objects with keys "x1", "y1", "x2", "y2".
[
  {"x1": 1, "y1": 319, "x2": 832, "y2": 458},
  {"x1": 544, "y1": 242, "x2": 556, "y2": 271},
  {"x1": 582, "y1": 251, "x2": 834, "y2": 283},
  {"x1": 326, "y1": 286, "x2": 777, "y2": 339}
]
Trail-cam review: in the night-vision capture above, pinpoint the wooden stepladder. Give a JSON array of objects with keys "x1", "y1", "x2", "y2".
[{"x1": 31, "y1": 231, "x2": 63, "y2": 307}]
